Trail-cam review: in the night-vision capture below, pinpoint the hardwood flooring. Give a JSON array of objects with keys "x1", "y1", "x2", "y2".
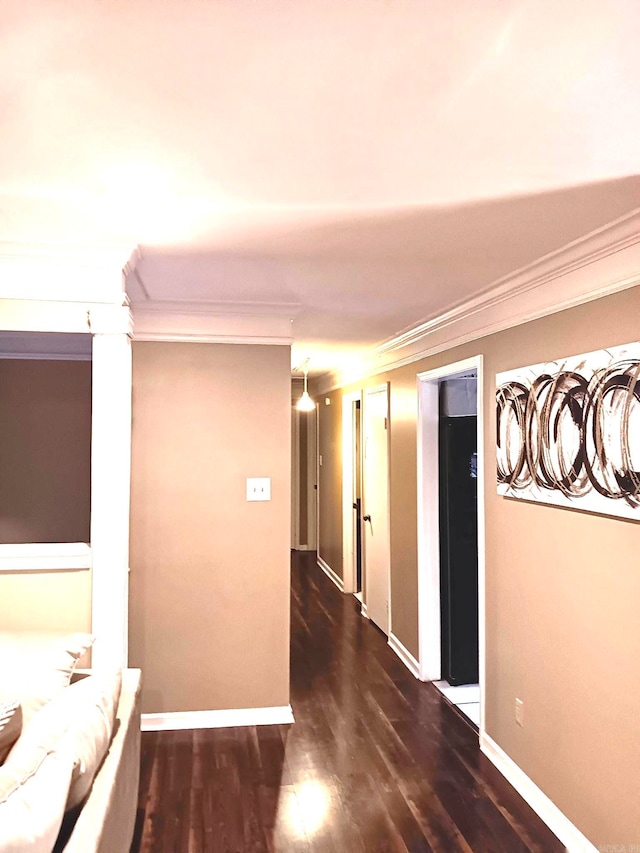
[{"x1": 132, "y1": 551, "x2": 563, "y2": 852}]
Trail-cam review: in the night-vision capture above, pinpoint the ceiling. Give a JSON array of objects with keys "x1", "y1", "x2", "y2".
[{"x1": 2, "y1": 0, "x2": 640, "y2": 375}]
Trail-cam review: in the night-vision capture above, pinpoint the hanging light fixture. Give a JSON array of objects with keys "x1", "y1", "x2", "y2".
[{"x1": 296, "y1": 358, "x2": 316, "y2": 412}]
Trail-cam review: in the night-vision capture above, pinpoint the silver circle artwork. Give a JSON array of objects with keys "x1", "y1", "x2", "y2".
[{"x1": 496, "y1": 344, "x2": 640, "y2": 519}]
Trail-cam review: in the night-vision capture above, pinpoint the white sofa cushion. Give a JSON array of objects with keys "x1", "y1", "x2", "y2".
[
  {"x1": 0, "y1": 633, "x2": 94, "y2": 726},
  {"x1": 0, "y1": 726, "x2": 74, "y2": 853},
  {"x1": 8, "y1": 669, "x2": 123, "y2": 811}
]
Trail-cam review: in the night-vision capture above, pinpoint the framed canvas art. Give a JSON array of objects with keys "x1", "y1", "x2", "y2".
[{"x1": 496, "y1": 342, "x2": 640, "y2": 520}]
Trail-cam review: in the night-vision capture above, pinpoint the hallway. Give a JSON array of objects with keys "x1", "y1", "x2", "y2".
[{"x1": 133, "y1": 551, "x2": 563, "y2": 851}]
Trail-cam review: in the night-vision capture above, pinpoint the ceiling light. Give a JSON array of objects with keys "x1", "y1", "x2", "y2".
[{"x1": 296, "y1": 359, "x2": 316, "y2": 412}]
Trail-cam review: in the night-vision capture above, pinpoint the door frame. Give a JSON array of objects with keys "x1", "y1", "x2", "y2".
[
  {"x1": 362, "y1": 382, "x2": 391, "y2": 634},
  {"x1": 416, "y1": 355, "x2": 485, "y2": 735},
  {"x1": 341, "y1": 390, "x2": 362, "y2": 594}
]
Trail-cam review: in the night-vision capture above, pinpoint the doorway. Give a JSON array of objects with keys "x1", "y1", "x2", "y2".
[
  {"x1": 439, "y1": 379, "x2": 478, "y2": 687},
  {"x1": 417, "y1": 357, "x2": 485, "y2": 734},
  {"x1": 342, "y1": 390, "x2": 363, "y2": 595},
  {"x1": 291, "y1": 406, "x2": 318, "y2": 551}
]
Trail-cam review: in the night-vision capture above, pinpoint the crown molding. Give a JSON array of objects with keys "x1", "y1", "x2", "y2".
[
  {"x1": 131, "y1": 307, "x2": 293, "y2": 345},
  {"x1": 317, "y1": 207, "x2": 640, "y2": 393}
]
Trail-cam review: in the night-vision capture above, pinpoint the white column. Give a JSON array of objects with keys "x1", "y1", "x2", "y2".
[{"x1": 90, "y1": 309, "x2": 133, "y2": 668}]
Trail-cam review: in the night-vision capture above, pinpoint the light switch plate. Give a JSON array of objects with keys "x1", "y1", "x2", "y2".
[{"x1": 246, "y1": 477, "x2": 271, "y2": 501}]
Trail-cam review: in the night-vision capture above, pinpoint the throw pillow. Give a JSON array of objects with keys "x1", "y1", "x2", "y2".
[
  {"x1": 0, "y1": 633, "x2": 95, "y2": 725},
  {"x1": 8, "y1": 669, "x2": 123, "y2": 810},
  {"x1": 0, "y1": 726, "x2": 74, "y2": 853}
]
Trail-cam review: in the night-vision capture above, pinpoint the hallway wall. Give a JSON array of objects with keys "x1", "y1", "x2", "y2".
[
  {"x1": 317, "y1": 284, "x2": 640, "y2": 849},
  {"x1": 129, "y1": 341, "x2": 291, "y2": 715}
]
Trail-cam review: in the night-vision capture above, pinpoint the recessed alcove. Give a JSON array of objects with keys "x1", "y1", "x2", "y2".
[{"x1": 0, "y1": 332, "x2": 92, "y2": 545}]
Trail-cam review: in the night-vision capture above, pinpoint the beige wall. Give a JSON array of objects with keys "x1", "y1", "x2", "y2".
[
  {"x1": 0, "y1": 569, "x2": 91, "y2": 634},
  {"x1": 0, "y1": 359, "x2": 92, "y2": 544},
  {"x1": 129, "y1": 341, "x2": 291, "y2": 714},
  {"x1": 318, "y1": 285, "x2": 640, "y2": 848}
]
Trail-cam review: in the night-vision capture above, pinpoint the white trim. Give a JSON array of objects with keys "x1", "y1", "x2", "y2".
[
  {"x1": 342, "y1": 390, "x2": 362, "y2": 595},
  {"x1": 476, "y1": 361, "x2": 486, "y2": 739},
  {"x1": 416, "y1": 356, "x2": 486, "y2": 739},
  {"x1": 317, "y1": 555, "x2": 345, "y2": 592},
  {"x1": 388, "y1": 632, "x2": 420, "y2": 678},
  {"x1": 416, "y1": 373, "x2": 442, "y2": 681},
  {"x1": 316, "y1": 209, "x2": 640, "y2": 395},
  {"x1": 90, "y1": 332, "x2": 132, "y2": 669},
  {"x1": 0, "y1": 299, "x2": 121, "y2": 336},
  {"x1": 88, "y1": 304, "x2": 134, "y2": 336},
  {"x1": 480, "y1": 733, "x2": 598, "y2": 853},
  {"x1": 416, "y1": 357, "x2": 481, "y2": 384},
  {"x1": 0, "y1": 542, "x2": 91, "y2": 572},
  {"x1": 141, "y1": 705, "x2": 295, "y2": 732},
  {"x1": 0, "y1": 251, "x2": 136, "y2": 673},
  {"x1": 361, "y1": 602, "x2": 370, "y2": 619},
  {"x1": 131, "y1": 307, "x2": 294, "y2": 345},
  {"x1": 376, "y1": 226, "x2": 640, "y2": 356}
]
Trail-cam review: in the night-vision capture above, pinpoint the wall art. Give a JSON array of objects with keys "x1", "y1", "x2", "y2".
[{"x1": 496, "y1": 342, "x2": 640, "y2": 520}]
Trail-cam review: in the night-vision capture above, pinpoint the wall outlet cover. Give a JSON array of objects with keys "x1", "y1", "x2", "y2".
[{"x1": 246, "y1": 477, "x2": 271, "y2": 501}]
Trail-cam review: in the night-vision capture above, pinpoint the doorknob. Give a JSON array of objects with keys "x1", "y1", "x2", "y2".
[{"x1": 363, "y1": 514, "x2": 371, "y2": 522}]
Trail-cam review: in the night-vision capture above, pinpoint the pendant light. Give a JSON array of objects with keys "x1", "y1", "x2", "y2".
[{"x1": 296, "y1": 359, "x2": 315, "y2": 412}]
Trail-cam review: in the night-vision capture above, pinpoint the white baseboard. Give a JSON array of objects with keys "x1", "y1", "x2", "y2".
[
  {"x1": 361, "y1": 602, "x2": 370, "y2": 619},
  {"x1": 141, "y1": 704, "x2": 295, "y2": 732},
  {"x1": 388, "y1": 632, "x2": 420, "y2": 678},
  {"x1": 317, "y1": 555, "x2": 345, "y2": 592},
  {"x1": 480, "y1": 733, "x2": 597, "y2": 853}
]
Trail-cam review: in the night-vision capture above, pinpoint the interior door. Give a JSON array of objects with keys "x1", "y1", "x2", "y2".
[
  {"x1": 354, "y1": 400, "x2": 362, "y2": 593},
  {"x1": 307, "y1": 407, "x2": 318, "y2": 550},
  {"x1": 363, "y1": 385, "x2": 390, "y2": 634}
]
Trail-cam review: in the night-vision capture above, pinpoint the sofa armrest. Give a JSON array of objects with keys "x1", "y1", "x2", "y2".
[{"x1": 60, "y1": 668, "x2": 142, "y2": 853}]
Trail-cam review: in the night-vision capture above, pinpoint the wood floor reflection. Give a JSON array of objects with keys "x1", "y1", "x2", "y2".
[{"x1": 132, "y1": 551, "x2": 563, "y2": 852}]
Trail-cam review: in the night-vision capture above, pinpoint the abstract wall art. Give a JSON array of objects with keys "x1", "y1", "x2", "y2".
[{"x1": 496, "y1": 342, "x2": 640, "y2": 520}]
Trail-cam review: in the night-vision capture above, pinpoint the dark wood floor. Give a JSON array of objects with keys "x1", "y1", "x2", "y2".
[{"x1": 132, "y1": 551, "x2": 563, "y2": 852}]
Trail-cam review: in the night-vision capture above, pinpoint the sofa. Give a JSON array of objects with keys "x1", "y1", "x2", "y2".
[{"x1": 0, "y1": 633, "x2": 142, "y2": 853}]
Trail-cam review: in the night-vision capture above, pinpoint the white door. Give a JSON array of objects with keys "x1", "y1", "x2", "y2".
[
  {"x1": 306, "y1": 407, "x2": 318, "y2": 550},
  {"x1": 363, "y1": 385, "x2": 390, "y2": 634}
]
